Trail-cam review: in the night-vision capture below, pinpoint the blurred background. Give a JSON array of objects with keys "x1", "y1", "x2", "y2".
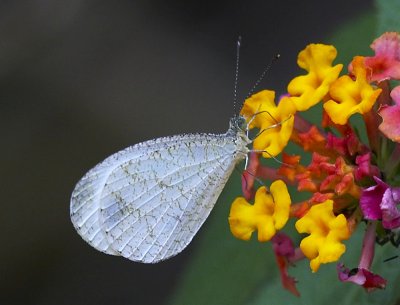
[{"x1": 2, "y1": 1, "x2": 390, "y2": 305}]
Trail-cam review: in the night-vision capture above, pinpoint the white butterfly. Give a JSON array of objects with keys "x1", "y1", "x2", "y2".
[{"x1": 70, "y1": 116, "x2": 251, "y2": 263}]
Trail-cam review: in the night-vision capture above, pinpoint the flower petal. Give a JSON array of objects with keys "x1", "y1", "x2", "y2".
[
  {"x1": 324, "y1": 56, "x2": 382, "y2": 125},
  {"x1": 295, "y1": 200, "x2": 350, "y2": 272},
  {"x1": 381, "y1": 186, "x2": 400, "y2": 229},
  {"x1": 241, "y1": 90, "x2": 296, "y2": 158},
  {"x1": 362, "y1": 32, "x2": 400, "y2": 82},
  {"x1": 272, "y1": 233, "x2": 300, "y2": 297},
  {"x1": 378, "y1": 86, "x2": 400, "y2": 142},
  {"x1": 229, "y1": 181, "x2": 291, "y2": 242},
  {"x1": 288, "y1": 44, "x2": 343, "y2": 111},
  {"x1": 337, "y1": 264, "x2": 387, "y2": 292},
  {"x1": 360, "y1": 177, "x2": 386, "y2": 220}
]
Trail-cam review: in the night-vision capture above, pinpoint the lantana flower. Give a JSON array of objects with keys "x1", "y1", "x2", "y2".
[
  {"x1": 337, "y1": 222, "x2": 387, "y2": 291},
  {"x1": 360, "y1": 177, "x2": 400, "y2": 229},
  {"x1": 361, "y1": 31, "x2": 400, "y2": 82},
  {"x1": 229, "y1": 180, "x2": 291, "y2": 242},
  {"x1": 229, "y1": 32, "x2": 400, "y2": 296},
  {"x1": 288, "y1": 44, "x2": 343, "y2": 111},
  {"x1": 378, "y1": 85, "x2": 400, "y2": 142},
  {"x1": 295, "y1": 200, "x2": 350, "y2": 272},
  {"x1": 271, "y1": 233, "x2": 303, "y2": 296},
  {"x1": 324, "y1": 56, "x2": 382, "y2": 125},
  {"x1": 240, "y1": 90, "x2": 296, "y2": 158}
]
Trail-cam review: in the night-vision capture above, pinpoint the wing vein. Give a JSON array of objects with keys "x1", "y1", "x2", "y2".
[
  {"x1": 107, "y1": 153, "x2": 228, "y2": 245},
  {"x1": 141, "y1": 154, "x2": 232, "y2": 261}
]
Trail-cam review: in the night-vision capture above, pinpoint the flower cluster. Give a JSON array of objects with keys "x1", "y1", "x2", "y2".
[{"x1": 229, "y1": 32, "x2": 400, "y2": 295}]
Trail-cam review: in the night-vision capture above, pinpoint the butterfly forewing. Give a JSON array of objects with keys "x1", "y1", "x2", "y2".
[{"x1": 71, "y1": 129, "x2": 249, "y2": 263}]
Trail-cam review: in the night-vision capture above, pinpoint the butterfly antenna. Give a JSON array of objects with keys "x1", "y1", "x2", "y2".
[
  {"x1": 245, "y1": 53, "x2": 280, "y2": 100},
  {"x1": 233, "y1": 36, "x2": 242, "y2": 116}
]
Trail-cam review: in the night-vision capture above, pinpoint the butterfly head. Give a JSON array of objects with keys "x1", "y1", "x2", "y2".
[
  {"x1": 229, "y1": 115, "x2": 247, "y2": 133},
  {"x1": 228, "y1": 115, "x2": 251, "y2": 147}
]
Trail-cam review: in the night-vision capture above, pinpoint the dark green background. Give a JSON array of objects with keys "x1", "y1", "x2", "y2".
[{"x1": 2, "y1": 0, "x2": 399, "y2": 304}]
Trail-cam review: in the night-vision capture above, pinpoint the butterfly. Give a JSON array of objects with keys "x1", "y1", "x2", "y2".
[{"x1": 70, "y1": 116, "x2": 251, "y2": 263}]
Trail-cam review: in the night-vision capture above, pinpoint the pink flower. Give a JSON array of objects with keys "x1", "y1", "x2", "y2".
[
  {"x1": 360, "y1": 177, "x2": 400, "y2": 229},
  {"x1": 379, "y1": 86, "x2": 400, "y2": 142},
  {"x1": 338, "y1": 264, "x2": 387, "y2": 292},
  {"x1": 337, "y1": 222, "x2": 387, "y2": 292},
  {"x1": 354, "y1": 153, "x2": 380, "y2": 182},
  {"x1": 271, "y1": 233, "x2": 302, "y2": 297},
  {"x1": 356, "y1": 32, "x2": 400, "y2": 82}
]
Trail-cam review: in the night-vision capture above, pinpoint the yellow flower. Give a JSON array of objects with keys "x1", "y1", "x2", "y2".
[
  {"x1": 240, "y1": 90, "x2": 295, "y2": 158},
  {"x1": 323, "y1": 56, "x2": 382, "y2": 125},
  {"x1": 288, "y1": 44, "x2": 343, "y2": 111},
  {"x1": 295, "y1": 200, "x2": 350, "y2": 272},
  {"x1": 229, "y1": 180, "x2": 291, "y2": 242}
]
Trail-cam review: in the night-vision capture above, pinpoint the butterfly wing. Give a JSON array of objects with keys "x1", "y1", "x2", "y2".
[
  {"x1": 71, "y1": 132, "x2": 247, "y2": 263},
  {"x1": 70, "y1": 139, "x2": 175, "y2": 255}
]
